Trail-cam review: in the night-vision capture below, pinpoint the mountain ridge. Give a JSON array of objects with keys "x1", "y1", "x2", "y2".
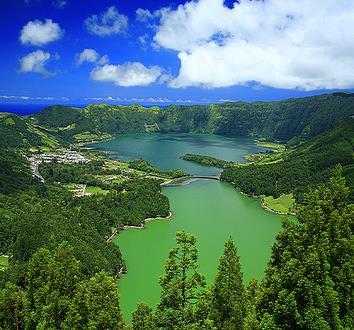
[{"x1": 29, "y1": 92, "x2": 354, "y2": 144}]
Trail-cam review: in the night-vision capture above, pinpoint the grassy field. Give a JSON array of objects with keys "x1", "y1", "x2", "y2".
[
  {"x1": 64, "y1": 183, "x2": 80, "y2": 191},
  {"x1": 256, "y1": 140, "x2": 286, "y2": 151},
  {"x1": 0, "y1": 256, "x2": 9, "y2": 271},
  {"x1": 110, "y1": 177, "x2": 127, "y2": 184},
  {"x1": 85, "y1": 186, "x2": 109, "y2": 195},
  {"x1": 104, "y1": 161, "x2": 129, "y2": 169},
  {"x1": 74, "y1": 132, "x2": 111, "y2": 142},
  {"x1": 263, "y1": 194, "x2": 294, "y2": 214}
]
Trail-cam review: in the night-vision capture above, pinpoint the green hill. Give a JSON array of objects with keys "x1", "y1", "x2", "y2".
[
  {"x1": 0, "y1": 149, "x2": 33, "y2": 194},
  {"x1": 0, "y1": 114, "x2": 60, "y2": 150},
  {"x1": 221, "y1": 117, "x2": 354, "y2": 201},
  {"x1": 31, "y1": 93, "x2": 354, "y2": 144}
]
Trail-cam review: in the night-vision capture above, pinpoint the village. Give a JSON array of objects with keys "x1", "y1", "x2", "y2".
[{"x1": 28, "y1": 151, "x2": 89, "y2": 183}]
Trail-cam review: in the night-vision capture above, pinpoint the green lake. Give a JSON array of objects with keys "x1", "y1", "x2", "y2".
[{"x1": 92, "y1": 133, "x2": 284, "y2": 322}]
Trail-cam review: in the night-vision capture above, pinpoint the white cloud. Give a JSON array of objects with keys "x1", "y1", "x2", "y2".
[
  {"x1": 77, "y1": 49, "x2": 99, "y2": 64},
  {"x1": 19, "y1": 50, "x2": 54, "y2": 76},
  {"x1": 85, "y1": 96, "x2": 172, "y2": 103},
  {"x1": 136, "y1": 8, "x2": 154, "y2": 22},
  {"x1": 138, "y1": 34, "x2": 148, "y2": 46},
  {"x1": 20, "y1": 19, "x2": 64, "y2": 46},
  {"x1": 84, "y1": 6, "x2": 128, "y2": 36},
  {"x1": 154, "y1": 0, "x2": 354, "y2": 90},
  {"x1": 76, "y1": 49, "x2": 110, "y2": 66},
  {"x1": 52, "y1": 0, "x2": 67, "y2": 8},
  {"x1": 90, "y1": 62, "x2": 162, "y2": 87},
  {"x1": 98, "y1": 55, "x2": 110, "y2": 65},
  {"x1": 0, "y1": 95, "x2": 67, "y2": 101}
]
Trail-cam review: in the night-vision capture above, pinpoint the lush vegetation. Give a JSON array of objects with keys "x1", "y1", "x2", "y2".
[
  {"x1": 221, "y1": 118, "x2": 354, "y2": 201},
  {"x1": 38, "y1": 163, "x2": 170, "y2": 226},
  {"x1": 0, "y1": 186, "x2": 124, "y2": 276},
  {"x1": 39, "y1": 160, "x2": 111, "y2": 186},
  {"x1": 0, "y1": 149, "x2": 34, "y2": 195},
  {"x1": 0, "y1": 114, "x2": 59, "y2": 150},
  {"x1": 129, "y1": 159, "x2": 187, "y2": 178},
  {"x1": 31, "y1": 93, "x2": 354, "y2": 145},
  {"x1": 0, "y1": 256, "x2": 8, "y2": 271},
  {"x1": 263, "y1": 194, "x2": 294, "y2": 214},
  {"x1": 0, "y1": 243, "x2": 123, "y2": 329},
  {"x1": 182, "y1": 153, "x2": 233, "y2": 168}
]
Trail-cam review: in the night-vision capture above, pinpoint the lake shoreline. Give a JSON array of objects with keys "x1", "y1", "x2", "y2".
[
  {"x1": 229, "y1": 183, "x2": 295, "y2": 216},
  {"x1": 108, "y1": 211, "x2": 174, "y2": 242}
]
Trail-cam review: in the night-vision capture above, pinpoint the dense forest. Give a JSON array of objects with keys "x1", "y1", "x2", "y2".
[
  {"x1": 221, "y1": 118, "x2": 354, "y2": 202},
  {"x1": 182, "y1": 153, "x2": 233, "y2": 168},
  {"x1": 129, "y1": 159, "x2": 187, "y2": 179}
]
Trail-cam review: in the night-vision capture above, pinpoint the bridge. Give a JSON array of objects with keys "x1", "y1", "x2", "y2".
[
  {"x1": 190, "y1": 175, "x2": 220, "y2": 180},
  {"x1": 162, "y1": 175, "x2": 221, "y2": 187}
]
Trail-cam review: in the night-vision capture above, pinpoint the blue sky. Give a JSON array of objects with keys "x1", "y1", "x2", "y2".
[{"x1": 1, "y1": 0, "x2": 354, "y2": 105}]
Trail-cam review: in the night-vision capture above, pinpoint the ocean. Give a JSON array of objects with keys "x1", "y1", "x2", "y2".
[{"x1": 0, "y1": 102, "x2": 171, "y2": 116}]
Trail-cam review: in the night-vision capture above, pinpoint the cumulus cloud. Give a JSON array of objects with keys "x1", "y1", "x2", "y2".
[
  {"x1": 85, "y1": 96, "x2": 173, "y2": 103},
  {"x1": 0, "y1": 95, "x2": 61, "y2": 101},
  {"x1": 20, "y1": 19, "x2": 64, "y2": 46},
  {"x1": 19, "y1": 50, "x2": 54, "y2": 76},
  {"x1": 52, "y1": 0, "x2": 67, "y2": 8},
  {"x1": 90, "y1": 62, "x2": 162, "y2": 87},
  {"x1": 84, "y1": 6, "x2": 128, "y2": 36},
  {"x1": 76, "y1": 48, "x2": 109, "y2": 66},
  {"x1": 77, "y1": 49, "x2": 99, "y2": 64},
  {"x1": 136, "y1": 8, "x2": 155, "y2": 22},
  {"x1": 138, "y1": 34, "x2": 148, "y2": 46},
  {"x1": 154, "y1": 0, "x2": 354, "y2": 90}
]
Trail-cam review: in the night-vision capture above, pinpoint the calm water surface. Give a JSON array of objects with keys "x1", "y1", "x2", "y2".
[
  {"x1": 92, "y1": 133, "x2": 266, "y2": 175},
  {"x1": 92, "y1": 133, "x2": 283, "y2": 322}
]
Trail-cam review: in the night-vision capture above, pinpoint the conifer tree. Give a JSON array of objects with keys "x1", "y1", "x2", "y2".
[
  {"x1": 132, "y1": 302, "x2": 155, "y2": 330},
  {"x1": 155, "y1": 231, "x2": 205, "y2": 329},
  {"x1": 71, "y1": 271, "x2": 124, "y2": 329},
  {"x1": 209, "y1": 238, "x2": 246, "y2": 329},
  {"x1": 258, "y1": 167, "x2": 353, "y2": 328}
]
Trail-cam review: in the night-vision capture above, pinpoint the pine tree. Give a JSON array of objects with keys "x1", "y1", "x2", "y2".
[
  {"x1": 209, "y1": 238, "x2": 246, "y2": 329},
  {"x1": 26, "y1": 242, "x2": 81, "y2": 328},
  {"x1": 258, "y1": 167, "x2": 353, "y2": 328},
  {"x1": 71, "y1": 271, "x2": 124, "y2": 329},
  {"x1": 155, "y1": 231, "x2": 205, "y2": 329},
  {"x1": 0, "y1": 283, "x2": 28, "y2": 330},
  {"x1": 132, "y1": 302, "x2": 155, "y2": 330}
]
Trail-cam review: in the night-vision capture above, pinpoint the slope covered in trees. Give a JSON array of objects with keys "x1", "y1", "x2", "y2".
[
  {"x1": 32, "y1": 92, "x2": 354, "y2": 143},
  {"x1": 0, "y1": 149, "x2": 33, "y2": 194},
  {"x1": 0, "y1": 114, "x2": 60, "y2": 149},
  {"x1": 221, "y1": 118, "x2": 354, "y2": 201}
]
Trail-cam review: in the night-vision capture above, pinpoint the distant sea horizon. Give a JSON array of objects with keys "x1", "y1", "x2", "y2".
[
  {"x1": 0, "y1": 102, "x2": 176, "y2": 116},
  {"x1": 0, "y1": 103, "x2": 86, "y2": 116}
]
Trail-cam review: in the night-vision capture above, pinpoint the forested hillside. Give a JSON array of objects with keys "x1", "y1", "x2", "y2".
[
  {"x1": 221, "y1": 117, "x2": 354, "y2": 201},
  {"x1": 0, "y1": 149, "x2": 33, "y2": 194},
  {"x1": 32, "y1": 92, "x2": 354, "y2": 143},
  {"x1": 0, "y1": 114, "x2": 60, "y2": 149}
]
